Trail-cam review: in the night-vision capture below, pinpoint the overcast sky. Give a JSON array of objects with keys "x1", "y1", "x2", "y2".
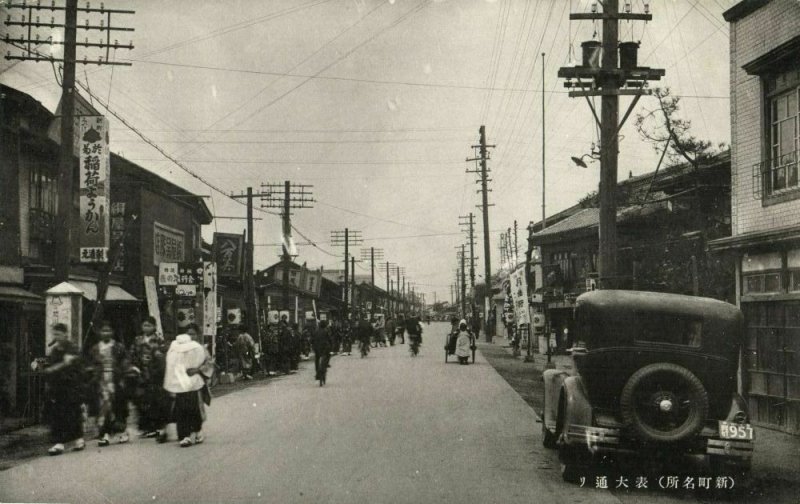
[{"x1": 1, "y1": 0, "x2": 735, "y2": 303}]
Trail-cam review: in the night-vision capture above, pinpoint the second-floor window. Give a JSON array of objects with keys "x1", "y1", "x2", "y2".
[
  {"x1": 764, "y1": 67, "x2": 800, "y2": 196},
  {"x1": 29, "y1": 161, "x2": 57, "y2": 215}
]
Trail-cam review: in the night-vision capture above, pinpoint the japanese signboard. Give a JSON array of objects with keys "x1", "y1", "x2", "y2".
[
  {"x1": 153, "y1": 222, "x2": 185, "y2": 266},
  {"x1": 78, "y1": 115, "x2": 110, "y2": 263},
  {"x1": 213, "y1": 232, "x2": 244, "y2": 278},
  {"x1": 158, "y1": 262, "x2": 178, "y2": 286},
  {"x1": 509, "y1": 267, "x2": 530, "y2": 327}
]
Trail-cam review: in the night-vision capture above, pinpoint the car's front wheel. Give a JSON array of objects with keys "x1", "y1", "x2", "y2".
[{"x1": 540, "y1": 388, "x2": 558, "y2": 449}]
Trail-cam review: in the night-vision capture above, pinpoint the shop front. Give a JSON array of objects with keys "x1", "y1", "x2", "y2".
[{"x1": 710, "y1": 227, "x2": 800, "y2": 434}]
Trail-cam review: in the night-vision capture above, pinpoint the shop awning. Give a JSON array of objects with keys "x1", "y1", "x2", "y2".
[
  {"x1": 0, "y1": 285, "x2": 43, "y2": 304},
  {"x1": 71, "y1": 281, "x2": 139, "y2": 302},
  {"x1": 708, "y1": 224, "x2": 800, "y2": 252}
]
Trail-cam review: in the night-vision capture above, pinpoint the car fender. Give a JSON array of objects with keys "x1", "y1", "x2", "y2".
[
  {"x1": 559, "y1": 376, "x2": 593, "y2": 445},
  {"x1": 542, "y1": 369, "x2": 569, "y2": 433}
]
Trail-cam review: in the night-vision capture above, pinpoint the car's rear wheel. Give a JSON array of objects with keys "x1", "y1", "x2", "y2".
[{"x1": 620, "y1": 362, "x2": 708, "y2": 443}]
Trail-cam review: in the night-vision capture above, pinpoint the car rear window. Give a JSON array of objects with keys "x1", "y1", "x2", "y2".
[{"x1": 634, "y1": 312, "x2": 702, "y2": 347}]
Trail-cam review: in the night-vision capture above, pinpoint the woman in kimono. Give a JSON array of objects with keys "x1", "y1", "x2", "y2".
[
  {"x1": 455, "y1": 320, "x2": 472, "y2": 365},
  {"x1": 131, "y1": 316, "x2": 170, "y2": 443},
  {"x1": 89, "y1": 320, "x2": 131, "y2": 446},
  {"x1": 164, "y1": 323, "x2": 214, "y2": 447},
  {"x1": 43, "y1": 323, "x2": 86, "y2": 455}
]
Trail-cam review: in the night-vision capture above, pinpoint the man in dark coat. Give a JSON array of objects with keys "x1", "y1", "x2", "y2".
[
  {"x1": 312, "y1": 320, "x2": 332, "y2": 381},
  {"x1": 43, "y1": 323, "x2": 86, "y2": 455}
]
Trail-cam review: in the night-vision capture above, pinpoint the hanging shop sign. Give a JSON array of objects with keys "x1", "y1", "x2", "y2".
[
  {"x1": 78, "y1": 115, "x2": 110, "y2": 263},
  {"x1": 153, "y1": 222, "x2": 185, "y2": 266},
  {"x1": 510, "y1": 267, "x2": 530, "y2": 327},
  {"x1": 213, "y1": 232, "x2": 244, "y2": 278}
]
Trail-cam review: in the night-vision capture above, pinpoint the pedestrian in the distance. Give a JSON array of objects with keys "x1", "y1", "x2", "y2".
[
  {"x1": 234, "y1": 325, "x2": 256, "y2": 380},
  {"x1": 89, "y1": 320, "x2": 132, "y2": 447},
  {"x1": 164, "y1": 324, "x2": 214, "y2": 447},
  {"x1": 312, "y1": 320, "x2": 332, "y2": 383},
  {"x1": 340, "y1": 319, "x2": 353, "y2": 356},
  {"x1": 43, "y1": 323, "x2": 86, "y2": 455},
  {"x1": 455, "y1": 320, "x2": 472, "y2": 365}
]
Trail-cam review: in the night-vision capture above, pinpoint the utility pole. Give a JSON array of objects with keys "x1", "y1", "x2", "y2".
[
  {"x1": 331, "y1": 229, "x2": 362, "y2": 321},
  {"x1": 350, "y1": 256, "x2": 356, "y2": 315},
  {"x1": 380, "y1": 261, "x2": 395, "y2": 316},
  {"x1": 459, "y1": 213, "x2": 477, "y2": 309},
  {"x1": 542, "y1": 52, "x2": 547, "y2": 231},
  {"x1": 514, "y1": 220, "x2": 520, "y2": 265},
  {"x1": 460, "y1": 245, "x2": 467, "y2": 317},
  {"x1": 361, "y1": 248, "x2": 383, "y2": 318},
  {"x1": 466, "y1": 126, "x2": 495, "y2": 339},
  {"x1": 558, "y1": 0, "x2": 663, "y2": 288},
  {"x1": 5, "y1": 1, "x2": 134, "y2": 282},
  {"x1": 260, "y1": 181, "x2": 314, "y2": 324}
]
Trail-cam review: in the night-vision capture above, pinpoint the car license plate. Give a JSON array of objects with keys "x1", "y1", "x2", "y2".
[{"x1": 718, "y1": 421, "x2": 754, "y2": 440}]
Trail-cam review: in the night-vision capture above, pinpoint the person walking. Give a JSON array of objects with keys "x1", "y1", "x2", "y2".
[
  {"x1": 89, "y1": 320, "x2": 131, "y2": 447},
  {"x1": 43, "y1": 323, "x2": 86, "y2": 455},
  {"x1": 234, "y1": 325, "x2": 256, "y2": 380},
  {"x1": 455, "y1": 320, "x2": 472, "y2": 365},
  {"x1": 356, "y1": 312, "x2": 373, "y2": 357},
  {"x1": 164, "y1": 324, "x2": 214, "y2": 447},
  {"x1": 340, "y1": 319, "x2": 353, "y2": 356},
  {"x1": 385, "y1": 316, "x2": 396, "y2": 346},
  {"x1": 278, "y1": 317, "x2": 294, "y2": 375},
  {"x1": 396, "y1": 314, "x2": 406, "y2": 344},
  {"x1": 130, "y1": 316, "x2": 170, "y2": 443},
  {"x1": 312, "y1": 320, "x2": 332, "y2": 385}
]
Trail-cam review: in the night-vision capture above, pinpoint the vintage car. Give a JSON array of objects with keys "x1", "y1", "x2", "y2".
[{"x1": 540, "y1": 290, "x2": 753, "y2": 482}]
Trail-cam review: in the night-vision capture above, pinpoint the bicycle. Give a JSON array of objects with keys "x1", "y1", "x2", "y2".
[{"x1": 409, "y1": 335, "x2": 421, "y2": 356}]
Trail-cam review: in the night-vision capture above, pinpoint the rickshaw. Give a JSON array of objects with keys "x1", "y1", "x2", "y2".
[
  {"x1": 540, "y1": 290, "x2": 753, "y2": 482},
  {"x1": 445, "y1": 323, "x2": 476, "y2": 363}
]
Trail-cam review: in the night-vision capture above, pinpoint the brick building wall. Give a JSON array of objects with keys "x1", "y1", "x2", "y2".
[{"x1": 730, "y1": 0, "x2": 800, "y2": 236}]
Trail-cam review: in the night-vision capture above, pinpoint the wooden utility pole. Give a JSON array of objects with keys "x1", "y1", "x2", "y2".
[
  {"x1": 258, "y1": 181, "x2": 313, "y2": 324},
  {"x1": 513, "y1": 220, "x2": 519, "y2": 266},
  {"x1": 460, "y1": 245, "x2": 467, "y2": 317},
  {"x1": 230, "y1": 188, "x2": 259, "y2": 337},
  {"x1": 558, "y1": 0, "x2": 663, "y2": 289},
  {"x1": 4, "y1": 0, "x2": 134, "y2": 282},
  {"x1": 56, "y1": 0, "x2": 78, "y2": 282},
  {"x1": 331, "y1": 229, "x2": 362, "y2": 320},
  {"x1": 466, "y1": 126, "x2": 495, "y2": 339},
  {"x1": 361, "y1": 247, "x2": 383, "y2": 317},
  {"x1": 541, "y1": 52, "x2": 547, "y2": 231}
]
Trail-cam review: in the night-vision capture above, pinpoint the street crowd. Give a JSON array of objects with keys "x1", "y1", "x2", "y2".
[{"x1": 39, "y1": 311, "x2": 430, "y2": 457}]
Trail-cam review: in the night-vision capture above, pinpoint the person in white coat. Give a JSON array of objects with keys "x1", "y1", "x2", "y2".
[
  {"x1": 455, "y1": 320, "x2": 472, "y2": 365},
  {"x1": 164, "y1": 324, "x2": 214, "y2": 447}
]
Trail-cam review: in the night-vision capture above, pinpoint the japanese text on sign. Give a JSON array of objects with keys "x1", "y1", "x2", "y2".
[
  {"x1": 153, "y1": 222, "x2": 185, "y2": 266},
  {"x1": 78, "y1": 116, "x2": 110, "y2": 262}
]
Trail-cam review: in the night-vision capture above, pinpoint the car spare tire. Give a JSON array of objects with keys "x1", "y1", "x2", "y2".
[{"x1": 620, "y1": 362, "x2": 708, "y2": 443}]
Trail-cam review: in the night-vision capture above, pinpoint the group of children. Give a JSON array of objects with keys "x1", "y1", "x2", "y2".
[{"x1": 42, "y1": 318, "x2": 214, "y2": 455}]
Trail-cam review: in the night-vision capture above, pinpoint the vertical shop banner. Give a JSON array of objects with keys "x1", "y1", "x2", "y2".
[
  {"x1": 203, "y1": 261, "x2": 218, "y2": 338},
  {"x1": 143, "y1": 276, "x2": 165, "y2": 338},
  {"x1": 213, "y1": 233, "x2": 244, "y2": 278},
  {"x1": 510, "y1": 267, "x2": 530, "y2": 327},
  {"x1": 78, "y1": 115, "x2": 110, "y2": 262},
  {"x1": 110, "y1": 202, "x2": 126, "y2": 272}
]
